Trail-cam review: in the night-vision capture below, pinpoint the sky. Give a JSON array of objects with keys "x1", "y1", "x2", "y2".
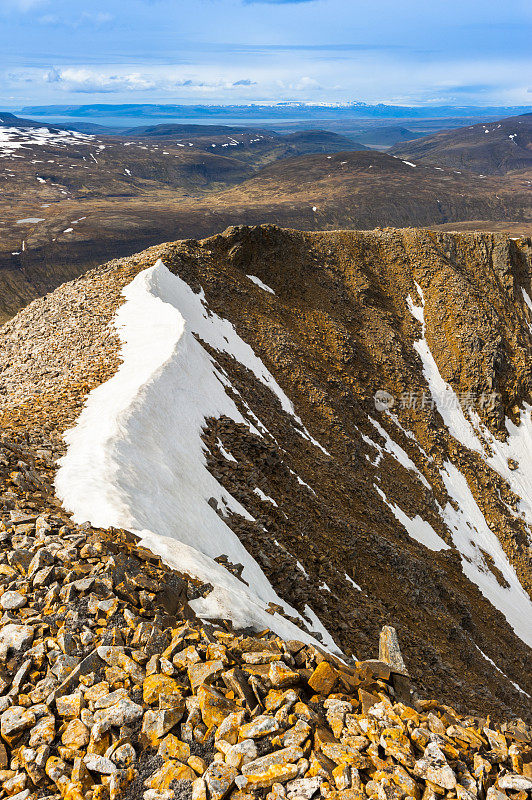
[{"x1": 0, "y1": 0, "x2": 531, "y2": 108}]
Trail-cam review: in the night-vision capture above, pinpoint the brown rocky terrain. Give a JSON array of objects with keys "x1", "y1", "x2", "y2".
[
  {"x1": 1, "y1": 115, "x2": 531, "y2": 323},
  {"x1": 1, "y1": 445, "x2": 531, "y2": 800},
  {"x1": 118, "y1": 127, "x2": 369, "y2": 163},
  {"x1": 1, "y1": 224, "x2": 532, "y2": 713},
  {"x1": 390, "y1": 115, "x2": 532, "y2": 175},
  {"x1": 178, "y1": 152, "x2": 531, "y2": 232},
  {"x1": 0, "y1": 224, "x2": 531, "y2": 799},
  {"x1": 0, "y1": 121, "x2": 362, "y2": 321}
]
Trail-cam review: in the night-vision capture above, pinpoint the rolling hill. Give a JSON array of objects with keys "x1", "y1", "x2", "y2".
[
  {"x1": 0, "y1": 116, "x2": 530, "y2": 323},
  {"x1": 390, "y1": 113, "x2": 532, "y2": 174}
]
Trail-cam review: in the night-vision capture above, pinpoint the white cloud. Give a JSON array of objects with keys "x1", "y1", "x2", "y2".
[
  {"x1": 2, "y1": 0, "x2": 48, "y2": 10},
  {"x1": 3, "y1": 49, "x2": 532, "y2": 106},
  {"x1": 46, "y1": 66, "x2": 61, "y2": 83},
  {"x1": 35, "y1": 67, "x2": 265, "y2": 95},
  {"x1": 38, "y1": 11, "x2": 113, "y2": 27},
  {"x1": 43, "y1": 68, "x2": 158, "y2": 93},
  {"x1": 289, "y1": 76, "x2": 321, "y2": 91}
]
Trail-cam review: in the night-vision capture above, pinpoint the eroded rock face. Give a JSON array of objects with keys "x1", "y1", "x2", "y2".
[
  {"x1": 3, "y1": 225, "x2": 531, "y2": 716},
  {"x1": 0, "y1": 224, "x2": 531, "y2": 800},
  {"x1": 0, "y1": 424, "x2": 530, "y2": 800}
]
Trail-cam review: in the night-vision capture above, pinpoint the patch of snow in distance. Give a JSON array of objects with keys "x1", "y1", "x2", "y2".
[
  {"x1": 345, "y1": 573, "x2": 362, "y2": 591},
  {"x1": 247, "y1": 274, "x2": 275, "y2": 295},
  {"x1": 374, "y1": 484, "x2": 449, "y2": 552},
  {"x1": 253, "y1": 487, "x2": 278, "y2": 507}
]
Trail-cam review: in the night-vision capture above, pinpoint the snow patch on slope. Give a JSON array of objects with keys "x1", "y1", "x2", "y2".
[
  {"x1": 254, "y1": 487, "x2": 278, "y2": 506},
  {"x1": 216, "y1": 439, "x2": 236, "y2": 462},
  {"x1": 247, "y1": 274, "x2": 275, "y2": 295},
  {"x1": 406, "y1": 284, "x2": 532, "y2": 646},
  {"x1": 368, "y1": 416, "x2": 431, "y2": 489},
  {"x1": 471, "y1": 407, "x2": 532, "y2": 530},
  {"x1": 56, "y1": 260, "x2": 340, "y2": 651},
  {"x1": 374, "y1": 484, "x2": 449, "y2": 552},
  {"x1": 440, "y1": 462, "x2": 532, "y2": 647},
  {"x1": 407, "y1": 286, "x2": 481, "y2": 452},
  {"x1": 522, "y1": 288, "x2": 532, "y2": 317},
  {"x1": 474, "y1": 644, "x2": 530, "y2": 698},
  {"x1": 387, "y1": 411, "x2": 432, "y2": 460},
  {"x1": 365, "y1": 413, "x2": 445, "y2": 550},
  {"x1": 345, "y1": 573, "x2": 362, "y2": 591},
  {"x1": 408, "y1": 285, "x2": 532, "y2": 532},
  {"x1": 0, "y1": 126, "x2": 93, "y2": 158}
]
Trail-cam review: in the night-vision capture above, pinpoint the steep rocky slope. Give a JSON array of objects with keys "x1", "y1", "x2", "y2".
[
  {"x1": 390, "y1": 115, "x2": 532, "y2": 175},
  {"x1": 0, "y1": 224, "x2": 532, "y2": 799},
  {"x1": 1, "y1": 224, "x2": 531, "y2": 722}
]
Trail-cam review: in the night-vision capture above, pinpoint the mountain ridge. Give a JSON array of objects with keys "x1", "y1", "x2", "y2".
[
  {"x1": 390, "y1": 113, "x2": 532, "y2": 175},
  {"x1": 21, "y1": 102, "x2": 532, "y2": 119},
  {"x1": 1, "y1": 224, "x2": 531, "y2": 724}
]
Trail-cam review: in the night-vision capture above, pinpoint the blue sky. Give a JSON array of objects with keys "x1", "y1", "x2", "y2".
[{"x1": 1, "y1": 0, "x2": 531, "y2": 107}]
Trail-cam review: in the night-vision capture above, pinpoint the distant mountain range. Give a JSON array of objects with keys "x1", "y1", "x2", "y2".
[{"x1": 21, "y1": 102, "x2": 532, "y2": 120}]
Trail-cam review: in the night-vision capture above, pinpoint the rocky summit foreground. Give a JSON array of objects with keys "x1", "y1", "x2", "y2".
[
  {"x1": 0, "y1": 225, "x2": 531, "y2": 800},
  {"x1": 0, "y1": 438, "x2": 531, "y2": 800}
]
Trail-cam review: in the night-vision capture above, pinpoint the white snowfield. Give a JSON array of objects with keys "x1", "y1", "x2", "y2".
[
  {"x1": 0, "y1": 126, "x2": 93, "y2": 158},
  {"x1": 373, "y1": 484, "x2": 449, "y2": 552},
  {"x1": 363, "y1": 414, "x2": 448, "y2": 551},
  {"x1": 373, "y1": 483, "x2": 449, "y2": 550},
  {"x1": 246, "y1": 274, "x2": 275, "y2": 295},
  {"x1": 403, "y1": 284, "x2": 532, "y2": 647},
  {"x1": 56, "y1": 260, "x2": 339, "y2": 652}
]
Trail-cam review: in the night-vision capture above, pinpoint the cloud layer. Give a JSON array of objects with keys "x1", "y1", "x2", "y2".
[{"x1": 0, "y1": 0, "x2": 530, "y2": 107}]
